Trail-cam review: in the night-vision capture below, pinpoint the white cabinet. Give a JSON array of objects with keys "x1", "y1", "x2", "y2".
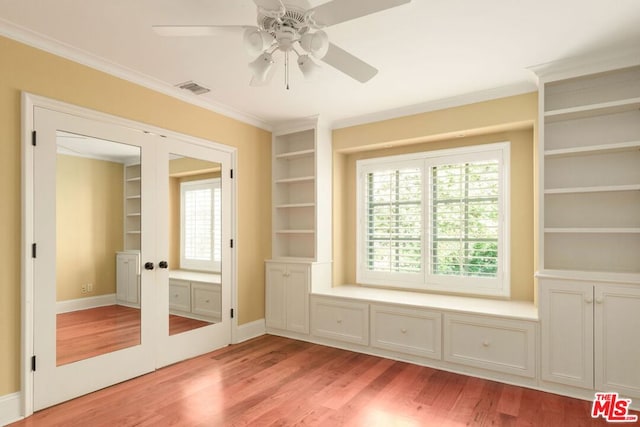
[
  {"x1": 271, "y1": 118, "x2": 331, "y2": 262},
  {"x1": 116, "y1": 251, "x2": 140, "y2": 307},
  {"x1": 310, "y1": 296, "x2": 369, "y2": 345},
  {"x1": 540, "y1": 279, "x2": 640, "y2": 398},
  {"x1": 168, "y1": 277, "x2": 221, "y2": 322},
  {"x1": 444, "y1": 313, "x2": 536, "y2": 378},
  {"x1": 537, "y1": 66, "x2": 640, "y2": 274},
  {"x1": 370, "y1": 304, "x2": 441, "y2": 359},
  {"x1": 265, "y1": 262, "x2": 310, "y2": 334}
]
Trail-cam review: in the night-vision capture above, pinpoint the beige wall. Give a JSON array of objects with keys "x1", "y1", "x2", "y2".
[
  {"x1": 332, "y1": 93, "x2": 538, "y2": 302},
  {"x1": 56, "y1": 154, "x2": 124, "y2": 301},
  {"x1": 0, "y1": 36, "x2": 271, "y2": 396}
]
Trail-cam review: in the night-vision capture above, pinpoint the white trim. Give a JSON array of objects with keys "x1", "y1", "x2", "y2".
[
  {"x1": 56, "y1": 294, "x2": 117, "y2": 314},
  {"x1": 233, "y1": 319, "x2": 267, "y2": 344},
  {"x1": 0, "y1": 392, "x2": 22, "y2": 426},
  {"x1": 529, "y1": 47, "x2": 640, "y2": 84},
  {"x1": 21, "y1": 92, "x2": 238, "y2": 418},
  {"x1": 0, "y1": 18, "x2": 271, "y2": 131}
]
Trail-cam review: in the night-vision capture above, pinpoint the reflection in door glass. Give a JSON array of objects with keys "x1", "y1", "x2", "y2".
[
  {"x1": 55, "y1": 131, "x2": 141, "y2": 365},
  {"x1": 168, "y1": 155, "x2": 222, "y2": 335}
]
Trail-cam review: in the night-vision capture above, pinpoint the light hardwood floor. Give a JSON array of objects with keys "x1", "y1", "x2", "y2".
[
  {"x1": 57, "y1": 305, "x2": 211, "y2": 365},
  {"x1": 13, "y1": 334, "x2": 636, "y2": 426}
]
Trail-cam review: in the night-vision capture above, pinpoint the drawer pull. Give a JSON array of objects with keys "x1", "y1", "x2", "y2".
[
  {"x1": 173, "y1": 294, "x2": 179, "y2": 298},
  {"x1": 585, "y1": 296, "x2": 593, "y2": 304},
  {"x1": 400, "y1": 328, "x2": 407, "y2": 334},
  {"x1": 336, "y1": 319, "x2": 342, "y2": 324},
  {"x1": 205, "y1": 299, "x2": 210, "y2": 303},
  {"x1": 596, "y1": 297, "x2": 604, "y2": 304},
  {"x1": 482, "y1": 340, "x2": 490, "y2": 347}
]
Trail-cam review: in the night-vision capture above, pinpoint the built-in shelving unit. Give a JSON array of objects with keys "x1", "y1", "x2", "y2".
[
  {"x1": 124, "y1": 163, "x2": 141, "y2": 251},
  {"x1": 271, "y1": 118, "x2": 331, "y2": 262},
  {"x1": 539, "y1": 65, "x2": 640, "y2": 274}
]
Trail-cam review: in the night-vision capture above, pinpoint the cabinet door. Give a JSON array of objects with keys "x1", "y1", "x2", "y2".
[
  {"x1": 540, "y1": 279, "x2": 594, "y2": 389},
  {"x1": 285, "y1": 263, "x2": 310, "y2": 334},
  {"x1": 595, "y1": 285, "x2": 640, "y2": 398},
  {"x1": 116, "y1": 253, "x2": 139, "y2": 306},
  {"x1": 265, "y1": 263, "x2": 287, "y2": 330}
]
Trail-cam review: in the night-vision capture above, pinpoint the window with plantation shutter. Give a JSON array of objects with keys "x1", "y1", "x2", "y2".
[
  {"x1": 366, "y1": 165, "x2": 422, "y2": 274},
  {"x1": 357, "y1": 143, "x2": 510, "y2": 297},
  {"x1": 180, "y1": 178, "x2": 221, "y2": 272}
]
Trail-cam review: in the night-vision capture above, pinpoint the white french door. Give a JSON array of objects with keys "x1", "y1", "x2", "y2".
[
  {"x1": 29, "y1": 102, "x2": 234, "y2": 411},
  {"x1": 155, "y1": 136, "x2": 232, "y2": 367}
]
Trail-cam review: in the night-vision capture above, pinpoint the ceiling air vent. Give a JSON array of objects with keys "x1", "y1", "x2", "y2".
[{"x1": 176, "y1": 81, "x2": 210, "y2": 95}]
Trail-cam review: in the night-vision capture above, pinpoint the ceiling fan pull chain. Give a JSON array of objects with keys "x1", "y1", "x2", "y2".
[{"x1": 285, "y1": 50, "x2": 290, "y2": 90}]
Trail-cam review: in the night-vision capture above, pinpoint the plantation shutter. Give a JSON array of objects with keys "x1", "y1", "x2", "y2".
[
  {"x1": 429, "y1": 159, "x2": 499, "y2": 278},
  {"x1": 365, "y1": 166, "x2": 422, "y2": 274},
  {"x1": 183, "y1": 185, "x2": 213, "y2": 261}
]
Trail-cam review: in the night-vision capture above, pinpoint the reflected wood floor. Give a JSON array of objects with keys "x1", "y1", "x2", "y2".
[
  {"x1": 57, "y1": 305, "x2": 211, "y2": 365},
  {"x1": 15, "y1": 335, "x2": 637, "y2": 426}
]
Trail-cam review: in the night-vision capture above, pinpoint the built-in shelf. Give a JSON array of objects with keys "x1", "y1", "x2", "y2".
[
  {"x1": 275, "y1": 176, "x2": 315, "y2": 184},
  {"x1": 544, "y1": 140, "x2": 640, "y2": 158},
  {"x1": 271, "y1": 119, "x2": 330, "y2": 262},
  {"x1": 540, "y1": 65, "x2": 640, "y2": 275},
  {"x1": 544, "y1": 97, "x2": 640, "y2": 123},
  {"x1": 545, "y1": 227, "x2": 640, "y2": 234},
  {"x1": 544, "y1": 184, "x2": 640, "y2": 194},
  {"x1": 275, "y1": 203, "x2": 315, "y2": 209},
  {"x1": 124, "y1": 163, "x2": 141, "y2": 251},
  {"x1": 275, "y1": 229, "x2": 315, "y2": 234},
  {"x1": 275, "y1": 149, "x2": 315, "y2": 160}
]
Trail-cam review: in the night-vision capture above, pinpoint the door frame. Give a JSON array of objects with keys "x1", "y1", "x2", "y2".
[{"x1": 21, "y1": 92, "x2": 238, "y2": 417}]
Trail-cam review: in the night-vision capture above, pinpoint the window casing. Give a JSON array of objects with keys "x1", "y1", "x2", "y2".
[
  {"x1": 357, "y1": 143, "x2": 510, "y2": 297},
  {"x1": 180, "y1": 178, "x2": 221, "y2": 272}
]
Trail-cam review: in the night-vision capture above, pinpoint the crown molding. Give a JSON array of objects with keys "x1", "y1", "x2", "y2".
[
  {"x1": 0, "y1": 17, "x2": 272, "y2": 131},
  {"x1": 331, "y1": 81, "x2": 537, "y2": 130},
  {"x1": 528, "y1": 47, "x2": 640, "y2": 83}
]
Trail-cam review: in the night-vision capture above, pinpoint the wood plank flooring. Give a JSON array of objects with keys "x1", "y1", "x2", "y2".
[
  {"x1": 57, "y1": 305, "x2": 212, "y2": 365},
  {"x1": 14, "y1": 335, "x2": 638, "y2": 426}
]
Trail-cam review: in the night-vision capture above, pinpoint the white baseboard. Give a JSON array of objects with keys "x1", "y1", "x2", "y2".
[
  {"x1": 233, "y1": 318, "x2": 266, "y2": 344},
  {"x1": 56, "y1": 293, "x2": 117, "y2": 314},
  {"x1": 0, "y1": 392, "x2": 22, "y2": 425}
]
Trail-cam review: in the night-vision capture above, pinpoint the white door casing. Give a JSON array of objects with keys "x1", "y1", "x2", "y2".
[{"x1": 22, "y1": 93, "x2": 237, "y2": 415}]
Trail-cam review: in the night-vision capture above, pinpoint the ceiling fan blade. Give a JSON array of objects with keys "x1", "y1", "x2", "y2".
[
  {"x1": 308, "y1": 0, "x2": 411, "y2": 27},
  {"x1": 252, "y1": 0, "x2": 284, "y2": 11},
  {"x1": 322, "y1": 43, "x2": 378, "y2": 83},
  {"x1": 152, "y1": 25, "x2": 251, "y2": 37}
]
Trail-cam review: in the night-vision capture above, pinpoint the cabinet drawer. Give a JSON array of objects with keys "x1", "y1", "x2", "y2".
[
  {"x1": 169, "y1": 280, "x2": 190, "y2": 312},
  {"x1": 191, "y1": 282, "x2": 221, "y2": 321},
  {"x1": 371, "y1": 305, "x2": 441, "y2": 359},
  {"x1": 311, "y1": 296, "x2": 369, "y2": 345},
  {"x1": 444, "y1": 313, "x2": 536, "y2": 378}
]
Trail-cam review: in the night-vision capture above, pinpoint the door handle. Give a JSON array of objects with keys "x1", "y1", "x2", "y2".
[
  {"x1": 159, "y1": 261, "x2": 168, "y2": 269},
  {"x1": 144, "y1": 262, "x2": 154, "y2": 270}
]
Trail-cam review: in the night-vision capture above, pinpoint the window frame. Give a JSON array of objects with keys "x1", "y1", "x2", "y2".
[
  {"x1": 179, "y1": 177, "x2": 221, "y2": 272},
  {"x1": 356, "y1": 142, "x2": 510, "y2": 298}
]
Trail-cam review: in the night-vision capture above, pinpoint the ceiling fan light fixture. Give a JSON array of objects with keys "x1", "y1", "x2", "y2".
[
  {"x1": 243, "y1": 27, "x2": 274, "y2": 56},
  {"x1": 299, "y1": 30, "x2": 329, "y2": 59},
  {"x1": 297, "y1": 54, "x2": 321, "y2": 79},
  {"x1": 248, "y1": 52, "x2": 275, "y2": 84}
]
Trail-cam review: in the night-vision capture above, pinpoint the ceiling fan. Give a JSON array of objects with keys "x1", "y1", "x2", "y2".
[{"x1": 153, "y1": 0, "x2": 411, "y2": 88}]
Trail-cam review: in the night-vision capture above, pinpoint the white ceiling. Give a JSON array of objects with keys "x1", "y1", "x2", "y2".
[{"x1": 1, "y1": 0, "x2": 639, "y2": 129}]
